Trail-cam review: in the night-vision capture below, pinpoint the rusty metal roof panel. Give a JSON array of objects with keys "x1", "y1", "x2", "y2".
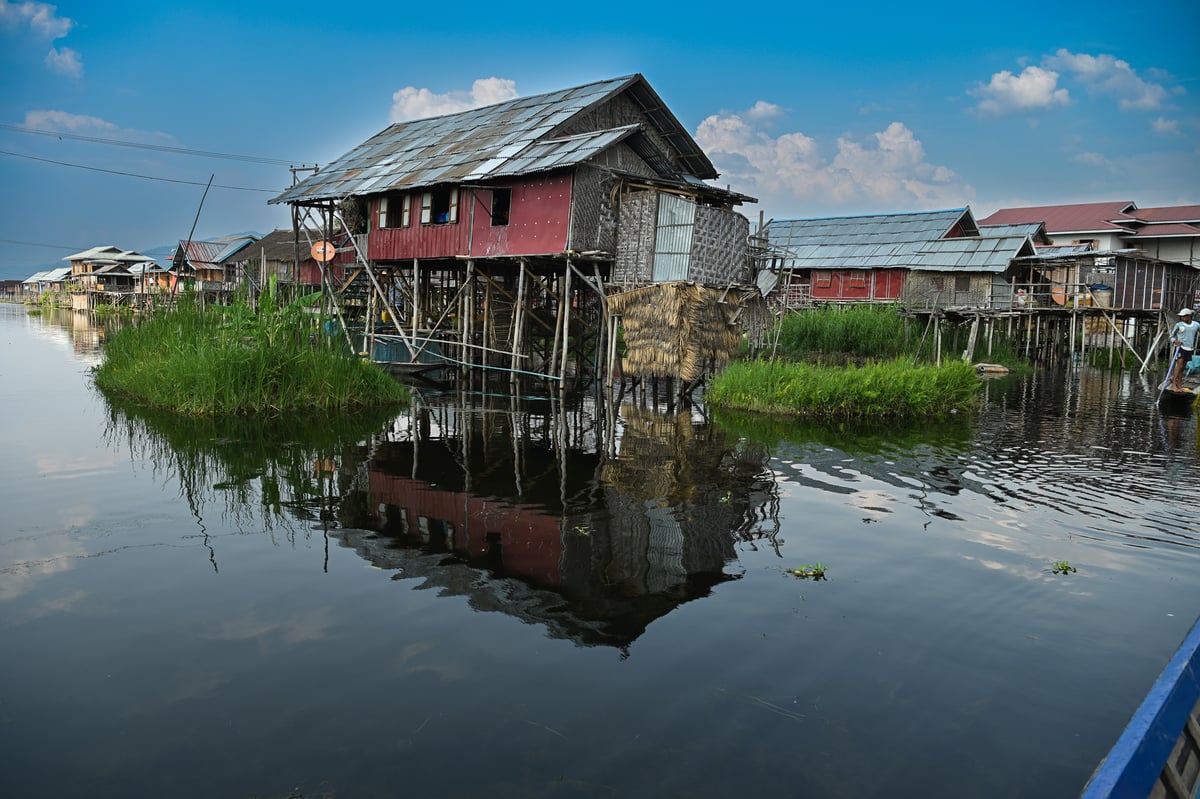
[
  {"x1": 271, "y1": 74, "x2": 716, "y2": 204},
  {"x1": 763, "y1": 209, "x2": 975, "y2": 270}
]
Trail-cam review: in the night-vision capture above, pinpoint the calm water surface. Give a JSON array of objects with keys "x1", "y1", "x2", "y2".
[{"x1": 1, "y1": 302, "x2": 1197, "y2": 799}]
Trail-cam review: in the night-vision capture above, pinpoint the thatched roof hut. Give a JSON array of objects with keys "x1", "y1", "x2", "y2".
[{"x1": 607, "y1": 282, "x2": 769, "y2": 382}]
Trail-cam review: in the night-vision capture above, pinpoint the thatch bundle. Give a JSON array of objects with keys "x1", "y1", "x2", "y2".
[{"x1": 608, "y1": 282, "x2": 769, "y2": 382}]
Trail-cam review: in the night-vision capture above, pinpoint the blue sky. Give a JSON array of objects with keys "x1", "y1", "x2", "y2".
[{"x1": 1, "y1": 0, "x2": 1197, "y2": 280}]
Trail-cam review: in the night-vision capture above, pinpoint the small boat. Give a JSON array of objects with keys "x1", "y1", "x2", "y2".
[
  {"x1": 1158, "y1": 386, "x2": 1198, "y2": 414},
  {"x1": 1079, "y1": 616, "x2": 1200, "y2": 798}
]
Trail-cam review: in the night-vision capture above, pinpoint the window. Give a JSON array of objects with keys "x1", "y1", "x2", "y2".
[
  {"x1": 849, "y1": 272, "x2": 867, "y2": 289},
  {"x1": 491, "y1": 188, "x2": 511, "y2": 226},
  {"x1": 378, "y1": 194, "x2": 410, "y2": 229},
  {"x1": 420, "y1": 188, "x2": 459, "y2": 225},
  {"x1": 955, "y1": 275, "x2": 971, "y2": 293},
  {"x1": 815, "y1": 271, "x2": 832, "y2": 288}
]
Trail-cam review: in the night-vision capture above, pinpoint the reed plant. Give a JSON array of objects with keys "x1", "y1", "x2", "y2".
[
  {"x1": 773, "y1": 305, "x2": 911, "y2": 360},
  {"x1": 93, "y1": 283, "x2": 408, "y2": 415},
  {"x1": 707, "y1": 358, "x2": 979, "y2": 420}
]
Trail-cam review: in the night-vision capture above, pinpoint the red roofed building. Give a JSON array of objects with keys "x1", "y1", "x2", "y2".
[{"x1": 979, "y1": 202, "x2": 1200, "y2": 268}]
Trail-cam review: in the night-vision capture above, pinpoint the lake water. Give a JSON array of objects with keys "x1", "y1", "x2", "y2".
[{"x1": 1, "y1": 302, "x2": 1197, "y2": 799}]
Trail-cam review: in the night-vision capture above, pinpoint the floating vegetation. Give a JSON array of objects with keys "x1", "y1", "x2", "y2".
[
  {"x1": 93, "y1": 281, "x2": 408, "y2": 416},
  {"x1": 788, "y1": 563, "x2": 827, "y2": 580},
  {"x1": 1051, "y1": 560, "x2": 1077, "y2": 575},
  {"x1": 708, "y1": 358, "x2": 980, "y2": 420}
]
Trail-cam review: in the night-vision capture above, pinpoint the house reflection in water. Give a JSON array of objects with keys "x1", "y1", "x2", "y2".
[{"x1": 334, "y1": 395, "x2": 777, "y2": 650}]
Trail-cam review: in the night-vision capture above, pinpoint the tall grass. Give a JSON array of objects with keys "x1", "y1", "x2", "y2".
[
  {"x1": 707, "y1": 358, "x2": 980, "y2": 420},
  {"x1": 774, "y1": 305, "x2": 911, "y2": 360},
  {"x1": 93, "y1": 285, "x2": 409, "y2": 415}
]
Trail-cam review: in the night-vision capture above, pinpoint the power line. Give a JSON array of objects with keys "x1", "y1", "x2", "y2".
[
  {"x1": 0, "y1": 238, "x2": 92, "y2": 251},
  {"x1": 0, "y1": 123, "x2": 303, "y2": 166},
  {"x1": 0, "y1": 149, "x2": 280, "y2": 192}
]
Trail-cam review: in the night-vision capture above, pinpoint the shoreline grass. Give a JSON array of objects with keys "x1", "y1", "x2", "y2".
[
  {"x1": 707, "y1": 358, "x2": 980, "y2": 420},
  {"x1": 93, "y1": 287, "x2": 408, "y2": 416}
]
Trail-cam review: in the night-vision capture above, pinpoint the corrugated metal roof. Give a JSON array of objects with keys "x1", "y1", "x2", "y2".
[
  {"x1": 1124, "y1": 223, "x2": 1200, "y2": 238},
  {"x1": 762, "y1": 209, "x2": 974, "y2": 270},
  {"x1": 1133, "y1": 206, "x2": 1200, "y2": 223},
  {"x1": 1028, "y1": 243, "x2": 1095, "y2": 258},
  {"x1": 978, "y1": 201, "x2": 1137, "y2": 233},
  {"x1": 909, "y1": 235, "x2": 1036, "y2": 272},
  {"x1": 24, "y1": 267, "x2": 72, "y2": 282},
  {"x1": 271, "y1": 74, "x2": 715, "y2": 205},
  {"x1": 63, "y1": 245, "x2": 158, "y2": 264},
  {"x1": 63, "y1": 245, "x2": 123, "y2": 261},
  {"x1": 175, "y1": 236, "x2": 257, "y2": 267}
]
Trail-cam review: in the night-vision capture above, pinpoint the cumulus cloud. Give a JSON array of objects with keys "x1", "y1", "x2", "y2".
[
  {"x1": 0, "y1": 0, "x2": 73, "y2": 38},
  {"x1": 1, "y1": 1, "x2": 82, "y2": 77},
  {"x1": 44, "y1": 44, "x2": 80, "y2": 77},
  {"x1": 695, "y1": 106, "x2": 974, "y2": 215},
  {"x1": 971, "y1": 49, "x2": 1178, "y2": 116},
  {"x1": 744, "y1": 100, "x2": 783, "y2": 121},
  {"x1": 1046, "y1": 49, "x2": 1168, "y2": 111},
  {"x1": 390, "y1": 77, "x2": 519, "y2": 123},
  {"x1": 1152, "y1": 117, "x2": 1180, "y2": 135},
  {"x1": 971, "y1": 66, "x2": 1070, "y2": 114}
]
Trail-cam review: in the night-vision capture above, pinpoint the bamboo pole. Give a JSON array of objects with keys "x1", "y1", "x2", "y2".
[
  {"x1": 511, "y1": 260, "x2": 526, "y2": 386},
  {"x1": 559, "y1": 258, "x2": 573, "y2": 384}
]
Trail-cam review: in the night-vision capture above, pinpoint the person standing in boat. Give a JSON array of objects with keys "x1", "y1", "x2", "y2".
[{"x1": 1168, "y1": 308, "x2": 1199, "y2": 391}]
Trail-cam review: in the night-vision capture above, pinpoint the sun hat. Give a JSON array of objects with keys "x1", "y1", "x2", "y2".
[{"x1": 1181, "y1": 308, "x2": 1194, "y2": 316}]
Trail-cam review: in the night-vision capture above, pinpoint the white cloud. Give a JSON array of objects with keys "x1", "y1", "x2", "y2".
[
  {"x1": 44, "y1": 44, "x2": 80, "y2": 77},
  {"x1": 694, "y1": 108, "x2": 974, "y2": 215},
  {"x1": 0, "y1": 0, "x2": 73, "y2": 38},
  {"x1": 744, "y1": 100, "x2": 783, "y2": 121},
  {"x1": 1045, "y1": 49, "x2": 1168, "y2": 111},
  {"x1": 970, "y1": 66, "x2": 1070, "y2": 114},
  {"x1": 1152, "y1": 117, "x2": 1180, "y2": 135},
  {"x1": 1071, "y1": 151, "x2": 1113, "y2": 169},
  {"x1": 23, "y1": 109, "x2": 117, "y2": 132},
  {"x1": 390, "y1": 77, "x2": 519, "y2": 123}
]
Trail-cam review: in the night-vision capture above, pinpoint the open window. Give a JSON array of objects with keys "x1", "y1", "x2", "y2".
[
  {"x1": 420, "y1": 188, "x2": 459, "y2": 225},
  {"x1": 378, "y1": 194, "x2": 410, "y2": 229},
  {"x1": 491, "y1": 188, "x2": 511, "y2": 226}
]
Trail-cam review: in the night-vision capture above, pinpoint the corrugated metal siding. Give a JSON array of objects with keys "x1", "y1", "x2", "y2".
[
  {"x1": 652, "y1": 194, "x2": 695, "y2": 282},
  {"x1": 369, "y1": 221, "x2": 470, "y2": 261},
  {"x1": 368, "y1": 173, "x2": 572, "y2": 260}
]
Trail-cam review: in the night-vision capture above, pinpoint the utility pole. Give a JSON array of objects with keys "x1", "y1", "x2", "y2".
[{"x1": 288, "y1": 165, "x2": 319, "y2": 301}]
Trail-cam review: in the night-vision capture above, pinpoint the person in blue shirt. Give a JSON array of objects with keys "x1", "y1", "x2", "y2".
[{"x1": 1169, "y1": 308, "x2": 1199, "y2": 391}]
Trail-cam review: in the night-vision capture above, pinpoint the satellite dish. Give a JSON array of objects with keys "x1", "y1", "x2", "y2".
[{"x1": 310, "y1": 241, "x2": 335, "y2": 262}]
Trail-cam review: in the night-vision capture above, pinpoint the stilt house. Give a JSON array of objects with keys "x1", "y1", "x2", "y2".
[
  {"x1": 271, "y1": 74, "x2": 758, "y2": 386},
  {"x1": 757, "y1": 208, "x2": 1036, "y2": 312}
]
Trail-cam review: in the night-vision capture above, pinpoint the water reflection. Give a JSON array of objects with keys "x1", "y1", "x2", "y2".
[
  {"x1": 100, "y1": 396, "x2": 400, "y2": 571},
  {"x1": 18, "y1": 305, "x2": 127, "y2": 363},
  {"x1": 96, "y1": 362, "x2": 1200, "y2": 659},
  {"x1": 335, "y1": 392, "x2": 778, "y2": 650}
]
